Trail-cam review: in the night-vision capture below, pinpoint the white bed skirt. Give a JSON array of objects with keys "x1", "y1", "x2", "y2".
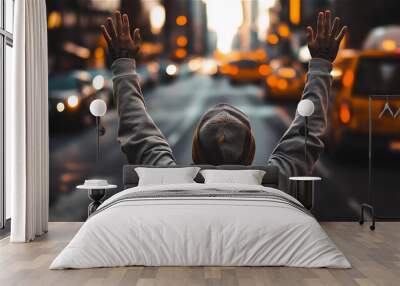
[{"x1": 50, "y1": 183, "x2": 350, "y2": 269}]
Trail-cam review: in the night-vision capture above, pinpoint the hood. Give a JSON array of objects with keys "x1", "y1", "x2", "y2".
[{"x1": 192, "y1": 103, "x2": 255, "y2": 165}]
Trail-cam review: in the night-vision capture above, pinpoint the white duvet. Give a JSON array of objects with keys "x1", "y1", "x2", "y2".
[{"x1": 50, "y1": 183, "x2": 350, "y2": 269}]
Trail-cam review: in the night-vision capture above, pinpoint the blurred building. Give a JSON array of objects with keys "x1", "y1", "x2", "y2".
[
  {"x1": 47, "y1": 0, "x2": 120, "y2": 73},
  {"x1": 235, "y1": 0, "x2": 260, "y2": 51},
  {"x1": 266, "y1": 0, "x2": 331, "y2": 59},
  {"x1": 188, "y1": 0, "x2": 208, "y2": 55},
  {"x1": 47, "y1": 0, "x2": 210, "y2": 73},
  {"x1": 277, "y1": 0, "x2": 400, "y2": 51},
  {"x1": 163, "y1": 0, "x2": 208, "y2": 60},
  {"x1": 333, "y1": 0, "x2": 400, "y2": 49},
  {"x1": 279, "y1": 0, "x2": 331, "y2": 28}
]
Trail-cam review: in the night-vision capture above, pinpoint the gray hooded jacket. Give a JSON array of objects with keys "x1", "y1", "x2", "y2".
[{"x1": 111, "y1": 58, "x2": 332, "y2": 181}]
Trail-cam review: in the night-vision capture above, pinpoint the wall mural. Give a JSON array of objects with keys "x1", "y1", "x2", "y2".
[{"x1": 45, "y1": 1, "x2": 400, "y2": 222}]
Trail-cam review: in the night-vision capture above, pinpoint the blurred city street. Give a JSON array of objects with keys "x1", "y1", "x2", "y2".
[
  {"x1": 50, "y1": 72, "x2": 400, "y2": 222},
  {"x1": 46, "y1": 0, "x2": 400, "y2": 222}
]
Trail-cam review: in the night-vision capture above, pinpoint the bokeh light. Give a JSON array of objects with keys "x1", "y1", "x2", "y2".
[
  {"x1": 92, "y1": 75, "x2": 105, "y2": 90},
  {"x1": 176, "y1": 15, "x2": 187, "y2": 26},
  {"x1": 175, "y1": 48, "x2": 187, "y2": 59},
  {"x1": 176, "y1": 36, "x2": 188, "y2": 47},
  {"x1": 267, "y1": 34, "x2": 279, "y2": 45},
  {"x1": 381, "y1": 39, "x2": 397, "y2": 51},
  {"x1": 166, "y1": 64, "x2": 178, "y2": 75},
  {"x1": 56, "y1": 102, "x2": 65, "y2": 113},
  {"x1": 150, "y1": 4, "x2": 166, "y2": 34},
  {"x1": 67, "y1": 95, "x2": 79, "y2": 108},
  {"x1": 48, "y1": 11, "x2": 62, "y2": 29}
]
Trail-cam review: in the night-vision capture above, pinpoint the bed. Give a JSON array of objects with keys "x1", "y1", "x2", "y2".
[{"x1": 50, "y1": 165, "x2": 350, "y2": 269}]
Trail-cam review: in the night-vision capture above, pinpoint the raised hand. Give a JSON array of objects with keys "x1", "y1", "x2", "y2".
[
  {"x1": 306, "y1": 10, "x2": 348, "y2": 63},
  {"x1": 101, "y1": 11, "x2": 141, "y2": 61}
]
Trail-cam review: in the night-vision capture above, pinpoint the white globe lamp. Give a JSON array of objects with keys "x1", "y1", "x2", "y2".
[
  {"x1": 89, "y1": 99, "x2": 107, "y2": 161},
  {"x1": 297, "y1": 99, "x2": 314, "y2": 117},
  {"x1": 297, "y1": 99, "x2": 315, "y2": 174}
]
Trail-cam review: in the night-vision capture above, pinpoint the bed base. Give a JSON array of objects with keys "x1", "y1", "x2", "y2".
[{"x1": 359, "y1": 203, "x2": 375, "y2": 231}]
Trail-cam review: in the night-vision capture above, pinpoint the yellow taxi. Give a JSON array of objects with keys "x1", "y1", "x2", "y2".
[
  {"x1": 328, "y1": 50, "x2": 400, "y2": 153},
  {"x1": 224, "y1": 59, "x2": 271, "y2": 84},
  {"x1": 215, "y1": 50, "x2": 270, "y2": 84},
  {"x1": 263, "y1": 58, "x2": 305, "y2": 100}
]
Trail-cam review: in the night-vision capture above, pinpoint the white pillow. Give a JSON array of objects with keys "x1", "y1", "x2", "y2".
[
  {"x1": 135, "y1": 167, "x2": 200, "y2": 186},
  {"x1": 200, "y1": 169, "x2": 266, "y2": 185}
]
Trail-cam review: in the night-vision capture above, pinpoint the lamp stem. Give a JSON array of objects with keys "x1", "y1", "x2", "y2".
[
  {"x1": 305, "y1": 116, "x2": 308, "y2": 175},
  {"x1": 96, "y1": 116, "x2": 100, "y2": 162}
]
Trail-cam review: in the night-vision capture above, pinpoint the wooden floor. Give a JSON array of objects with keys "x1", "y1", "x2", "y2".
[{"x1": 0, "y1": 222, "x2": 399, "y2": 286}]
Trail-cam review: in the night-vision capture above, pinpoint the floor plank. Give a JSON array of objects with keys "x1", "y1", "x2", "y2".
[{"x1": 0, "y1": 222, "x2": 399, "y2": 286}]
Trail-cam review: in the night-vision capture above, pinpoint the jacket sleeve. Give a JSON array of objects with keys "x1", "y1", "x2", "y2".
[
  {"x1": 268, "y1": 58, "x2": 332, "y2": 178},
  {"x1": 111, "y1": 58, "x2": 176, "y2": 166}
]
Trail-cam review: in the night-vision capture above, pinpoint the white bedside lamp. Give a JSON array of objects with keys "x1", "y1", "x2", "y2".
[
  {"x1": 297, "y1": 99, "x2": 315, "y2": 170},
  {"x1": 90, "y1": 99, "x2": 107, "y2": 161},
  {"x1": 287, "y1": 99, "x2": 319, "y2": 210}
]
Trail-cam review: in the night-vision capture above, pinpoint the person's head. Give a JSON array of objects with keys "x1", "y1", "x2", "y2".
[{"x1": 192, "y1": 103, "x2": 255, "y2": 165}]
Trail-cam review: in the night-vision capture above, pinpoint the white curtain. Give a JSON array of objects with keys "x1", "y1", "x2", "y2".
[{"x1": 6, "y1": 0, "x2": 49, "y2": 242}]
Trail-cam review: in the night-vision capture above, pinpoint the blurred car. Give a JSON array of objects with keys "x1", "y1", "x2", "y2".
[
  {"x1": 331, "y1": 49, "x2": 358, "y2": 89},
  {"x1": 263, "y1": 58, "x2": 305, "y2": 100},
  {"x1": 49, "y1": 71, "x2": 100, "y2": 130},
  {"x1": 137, "y1": 64, "x2": 157, "y2": 89},
  {"x1": 187, "y1": 57, "x2": 203, "y2": 74},
  {"x1": 199, "y1": 58, "x2": 219, "y2": 77},
  {"x1": 225, "y1": 59, "x2": 271, "y2": 85},
  {"x1": 327, "y1": 50, "x2": 400, "y2": 154},
  {"x1": 215, "y1": 49, "x2": 267, "y2": 73},
  {"x1": 363, "y1": 26, "x2": 400, "y2": 52},
  {"x1": 178, "y1": 62, "x2": 195, "y2": 78},
  {"x1": 186, "y1": 57, "x2": 222, "y2": 77}
]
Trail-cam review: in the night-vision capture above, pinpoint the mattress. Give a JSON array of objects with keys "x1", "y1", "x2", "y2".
[{"x1": 50, "y1": 183, "x2": 350, "y2": 269}]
